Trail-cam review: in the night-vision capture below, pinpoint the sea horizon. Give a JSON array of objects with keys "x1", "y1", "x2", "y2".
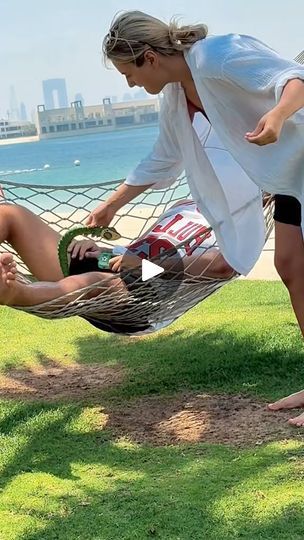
[{"x1": 0, "y1": 125, "x2": 160, "y2": 187}]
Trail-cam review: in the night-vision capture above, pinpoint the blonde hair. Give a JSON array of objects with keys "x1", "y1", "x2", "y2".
[{"x1": 103, "y1": 10, "x2": 208, "y2": 65}]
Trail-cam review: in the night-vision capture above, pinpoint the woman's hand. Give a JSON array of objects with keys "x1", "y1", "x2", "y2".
[
  {"x1": 86, "y1": 183, "x2": 154, "y2": 227},
  {"x1": 109, "y1": 253, "x2": 142, "y2": 273},
  {"x1": 68, "y1": 239, "x2": 101, "y2": 260},
  {"x1": 86, "y1": 202, "x2": 117, "y2": 227},
  {"x1": 245, "y1": 109, "x2": 285, "y2": 146}
]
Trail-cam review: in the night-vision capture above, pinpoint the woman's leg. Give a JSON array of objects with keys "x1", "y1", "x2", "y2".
[
  {"x1": 0, "y1": 252, "x2": 126, "y2": 308},
  {"x1": 268, "y1": 196, "x2": 304, "y2": 424},
  {"x1": 0, "y1": 203, "x2": 63, "y2": 281},
  {"x1": 274, "y1": 220, "x2": 304, "y2": 335}
]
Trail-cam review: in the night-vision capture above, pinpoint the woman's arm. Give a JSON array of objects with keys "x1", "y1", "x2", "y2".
[
  {"x1": 275, "y1": 78, "x2": 304, "y2": 119},
  {"x1": 86, "y1": 182, "x2": 153, "y2": 226},
  {"x1": 246, "y1": 78, "x2": 304, "y2": 145},
  {"x1": 215, "y1": 34, "x2": 304, "y2": 145},
  {"x1": 103, "y1": 182, "x2": 153, "y2": 210},
  {"x1": 86, "y1": 95, "x2": 184, "y2": 226}
]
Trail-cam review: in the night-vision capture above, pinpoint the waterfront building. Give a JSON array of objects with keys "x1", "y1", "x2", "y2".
[
  {"x1": 37, "y1": 97, "x2": 160, "y2": 139},
  {"x1": 0, "y1": 120, "x2": 37, "y2": 140}
]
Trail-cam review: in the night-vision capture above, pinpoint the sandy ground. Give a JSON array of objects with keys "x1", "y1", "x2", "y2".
[
  {"x1": 0, "y1": 135, "x2": 39, "y2": 146},
  {"x1": 243, "y1": 230, "x2": 278, "y2": 281}
]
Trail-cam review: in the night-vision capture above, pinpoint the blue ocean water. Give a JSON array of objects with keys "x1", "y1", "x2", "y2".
[
  {"x1": 0, "y1": 125, "x2": 159, "y2": 186},
  {"x1": 0, "y1": 125, "x2": 190, "y2": 215}
]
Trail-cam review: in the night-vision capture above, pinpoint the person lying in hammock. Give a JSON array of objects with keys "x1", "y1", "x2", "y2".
[{"x1": 0, "y1": 199, "x2": 236, "y2": 334}]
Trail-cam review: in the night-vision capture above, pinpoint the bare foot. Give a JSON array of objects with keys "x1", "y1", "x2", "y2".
[
  {"x1": 0, "y1": 252, "x2": 19, "y2": 304},
  {"x1": 288, "y1": 412, "x2": 304, "y2": 427},
  {"x1": 268, "y1": 390, "x2": 304, "y2": 411}
]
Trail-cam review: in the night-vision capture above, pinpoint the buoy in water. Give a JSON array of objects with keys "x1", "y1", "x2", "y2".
[
  {"x1": 43, "y1": 164, "x2": 50, "y2": 169},
  {"x1": 74, "y1": 160, "x2": 80, "y2": 166}
]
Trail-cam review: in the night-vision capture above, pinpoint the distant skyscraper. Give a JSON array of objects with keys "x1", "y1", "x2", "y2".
[
  {"x1": 30, "y1": 108, "x2": 37, "y2": 124},
  {"x1": 74, "y1": 93, "x2": 84, "y2": 106},
  {"x1": 42, "y1": 78, "x2": 68, "y2": 109},
  {"x1": 9, "y1": 85, "x2": 19, "y2": 120},
  {"x1": 20, "y1": 102, "x2": 27, "y2": 121}
]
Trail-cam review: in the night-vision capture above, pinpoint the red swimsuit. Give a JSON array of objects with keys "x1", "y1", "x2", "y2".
[{"x1": 186, "y1": 98, "x2": 210, "y2": 123}]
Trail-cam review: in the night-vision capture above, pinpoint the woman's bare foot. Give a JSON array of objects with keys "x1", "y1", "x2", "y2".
[
  {"x1": 0, "y1": 252, "x2": 19, "y2": 304},
  {"x1": 268, "y1": 390, "x2": 304, "y2": 411},
  {"x1": 288, "y1": 412, "x2": 304, "y2": 427}
]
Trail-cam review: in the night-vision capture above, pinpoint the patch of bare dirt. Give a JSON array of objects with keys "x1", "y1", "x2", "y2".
[
  {"x1": 0, "y1": 362, "x2": 125, "y2": 401},
  {"x1": 108, "y1": 393, "x2": 302, "y2": 447},
  {"x1": 0, "y1": 365, "x2": 301, "y2": 447}
]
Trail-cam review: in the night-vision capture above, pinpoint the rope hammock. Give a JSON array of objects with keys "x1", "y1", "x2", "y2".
[
  {"x1": 0, "y1": 176, "x2": 274, "y2": 334},
  {"x1": 0, "y1": 49, "x2": 302, "y2": 335}
]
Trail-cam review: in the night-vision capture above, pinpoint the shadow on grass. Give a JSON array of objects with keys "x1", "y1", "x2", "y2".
[
  {"x1": 0, "y1": 399, "x2": 304, "y2": 539},
  {"x1": 1, "y1": 282, "x2": 304, "y2": 537},
  {"x1": 1, "y1": 280, "x2": 302, "y2": 402},
  {"x1": 75, "y1": 324, "x2": 304, "y2": 400},
  {"x1": 1, "y1": 322, "x2": 303, "y2": 402},
  {"x1": 0, "y1": 318, "x2": 303, "y2": 537}
]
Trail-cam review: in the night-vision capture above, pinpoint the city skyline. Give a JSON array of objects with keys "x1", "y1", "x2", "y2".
[
  {"x1": 43, "y1": 78, "x2": 69, "y2": 110},
  {"x1": 2, "y1": 79, "x2": 148, "y2": 124},
  {"x1": 1, "y1": 0, "x2": 303, "y2": 118}
]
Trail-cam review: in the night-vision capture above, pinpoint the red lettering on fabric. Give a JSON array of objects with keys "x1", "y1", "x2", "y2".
[
  {"x1": 168, "y1": 221, "x2": 194, "y2": 238},
  {"x1": 152, "y1": 214, "x2": 183, "y2": 234},
  {"x1": 128, "y1": 235, "x2": 174, "y2": 259},
  {"x1": 183, "y1": 226, "x2": 212, "y2": 255},
  {"x1": 176, "y1": 223, "x2": 202, "y2": 241}
]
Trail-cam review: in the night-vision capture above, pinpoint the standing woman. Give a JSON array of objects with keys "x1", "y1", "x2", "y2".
[{"x1": 87, "y1": 11, "x2": 304, "y2": 417}]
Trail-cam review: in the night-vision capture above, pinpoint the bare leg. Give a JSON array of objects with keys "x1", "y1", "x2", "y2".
[
  {"x1": 0, "y1": 203, "x2": 63, "y2": 281},
  {"x1": 183, "y1": 249, "x2": 236, "y2": 279},
  {"x1": 274, "y1": 221, "x2": 304, "y2": 336},
  {"x1": 199, "y1": 251, "x2": 236, "y2": 279},
  {"x1": 267, "y1": 221, "x2": 304, "y2": 422},
  {"x1": 0, "y1": 253, "x2": 126, "y2": 308}
]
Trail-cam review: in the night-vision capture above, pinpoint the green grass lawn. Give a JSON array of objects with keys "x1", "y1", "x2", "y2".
[{"x1": 0, "y1": 281, "x2": 304, "y2": 539}]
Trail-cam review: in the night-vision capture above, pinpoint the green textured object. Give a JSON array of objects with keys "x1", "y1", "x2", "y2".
[
  {"x1": 97, "y1": 252, "x2": 113, "y2": 270},
  {"x1": 58, "y1": 226, "x2": 121, "y2": 277}
]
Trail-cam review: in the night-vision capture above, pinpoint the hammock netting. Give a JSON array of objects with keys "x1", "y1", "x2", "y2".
[
  {"x1": 2, "y1": 50, "x2": 304, "y2": 333},
  {"x1": 2, "y1": 48, "x2": 303, "y2": 334},
  {"x1": 0, "y1": 176, "x2": 275, "y2": 334}
]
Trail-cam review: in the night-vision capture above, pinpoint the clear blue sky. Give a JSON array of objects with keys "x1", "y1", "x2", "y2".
[{"x1": 0, "y1": 0, "x2": 303, "y2": 119}]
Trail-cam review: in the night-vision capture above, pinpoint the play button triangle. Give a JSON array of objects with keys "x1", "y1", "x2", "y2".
[{"x1": 142, "y1": 259, "x2": 164, "y2": 282}]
